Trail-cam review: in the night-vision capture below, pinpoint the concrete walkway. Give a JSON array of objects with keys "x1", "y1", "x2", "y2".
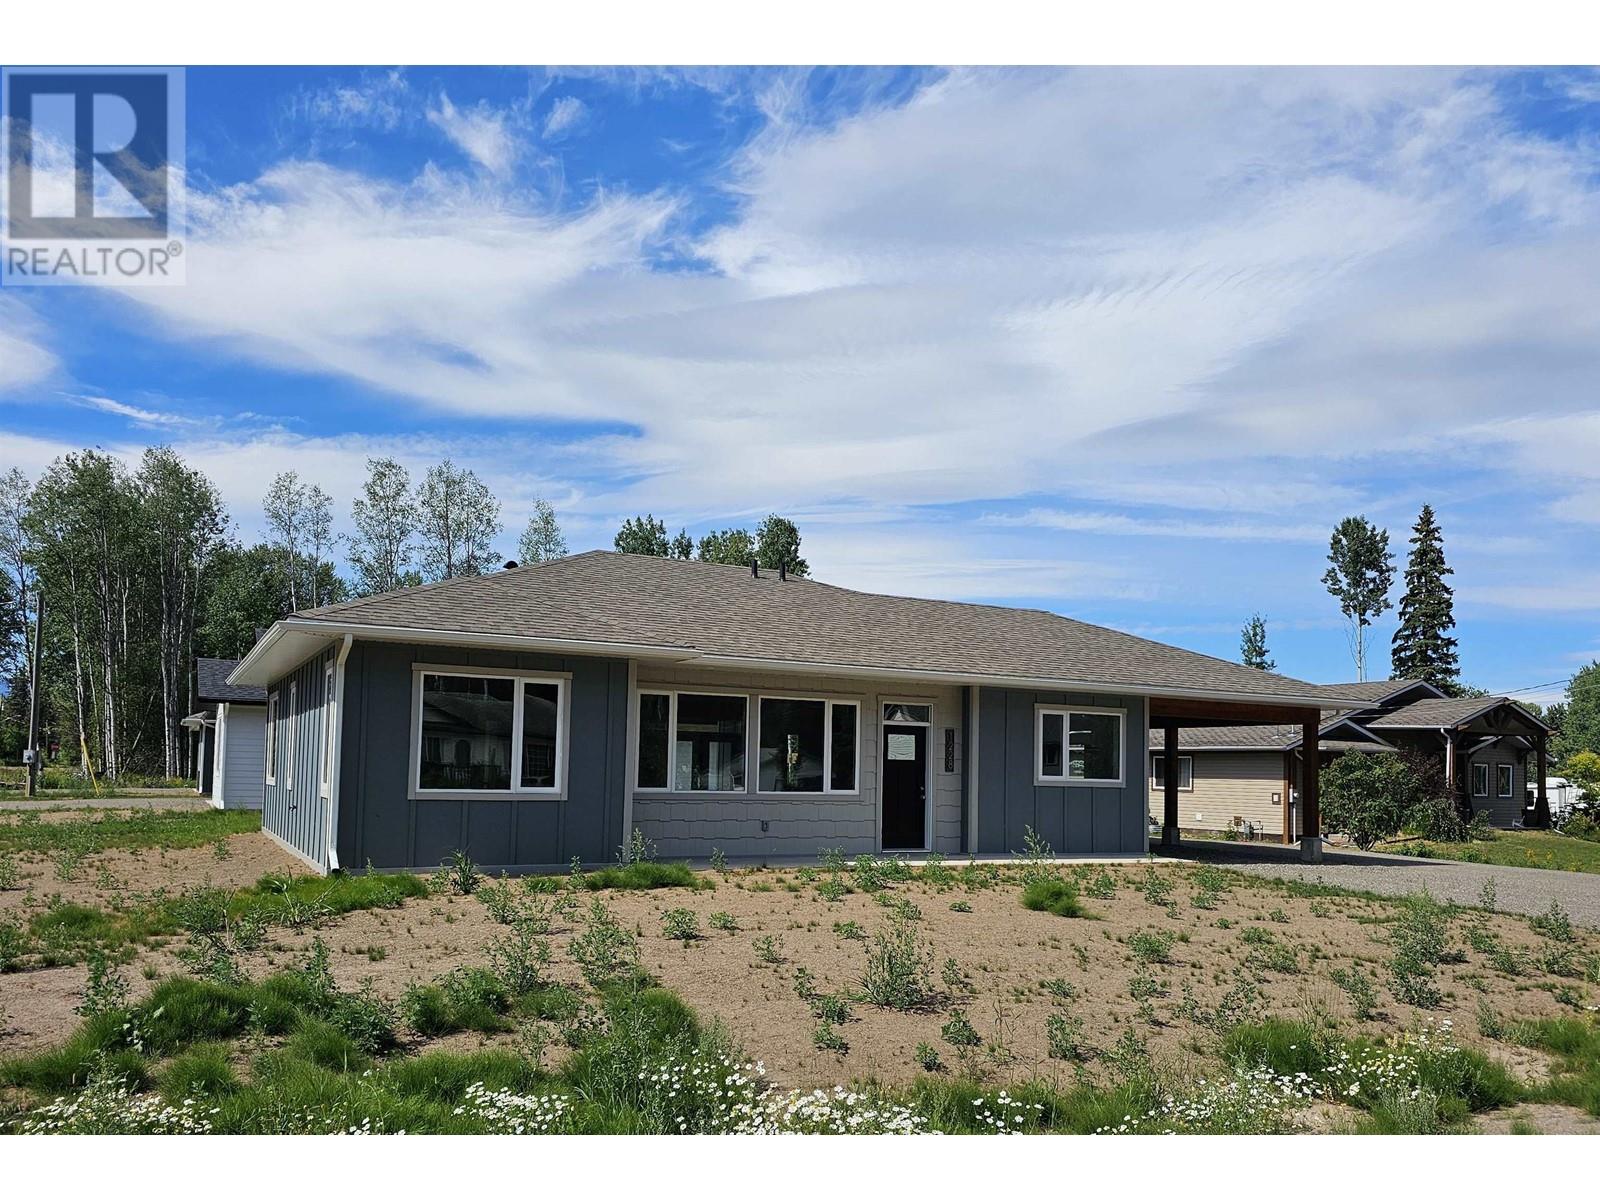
[
  {"x1": 1155, "y1": 839, "x2": 1600, "y2": 929},
  {"x1": 0, "y1": 793, "x2": 210, "y2": 812}
]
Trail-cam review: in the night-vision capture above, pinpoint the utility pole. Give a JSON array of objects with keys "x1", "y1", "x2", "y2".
[{"x1": 24, "y1": 588, "x2": 44, "y2": 797}]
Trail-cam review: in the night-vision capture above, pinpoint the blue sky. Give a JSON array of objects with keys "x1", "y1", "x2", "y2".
[{"x1": 2, "y1": 66, "x2": 1598, "y2": 702}]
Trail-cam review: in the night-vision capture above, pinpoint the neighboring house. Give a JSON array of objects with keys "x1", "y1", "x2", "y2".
[
  {"x1": 180, "y1": 657, "x2": 268, "y2": 811},
  {"x1": 1145, "y1": 679, "x2": 1555, "y2": 839},
  {"x1": 227, "y1": 551, "x2": 1373, "y2": 874}
]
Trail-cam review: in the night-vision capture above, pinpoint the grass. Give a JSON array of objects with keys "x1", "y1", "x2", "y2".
[
  {"x1": 1020, "y1": 876, "x2": 1086, "y2": 918},
  {"x1": 1384, "y1": 830, "x2": 1600, "y2": 875},
  {"x1": 1494, "y1": 1016, "x2": 1600, "y2": 1116},
  {"x1": 2, "y1": 870, "x2": 429, "y2": 972},
  {"x1": 0, "y1": 808, "x2": 259, "y2": 855},
  {"x1": 574, "y1": 861, "x2": 703, "y2": 891}
]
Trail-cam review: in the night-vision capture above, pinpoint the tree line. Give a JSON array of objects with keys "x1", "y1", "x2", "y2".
[{"x1": 0, "y1": 447, "x2": 815, "y2": 783}]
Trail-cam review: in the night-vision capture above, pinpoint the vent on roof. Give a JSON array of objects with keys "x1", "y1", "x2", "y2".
[
  {"x1": 750, "y1": 560, "x2": 758, "y2": 578},
  {"x1": 503, "y1": 560, "x2": 518, "y2": 570},
  {"x1": 779, "y1": 562, "x2": 787, "y2": 582}
]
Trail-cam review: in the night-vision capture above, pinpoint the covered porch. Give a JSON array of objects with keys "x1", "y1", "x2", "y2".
[{"x1": 1150, "y1": 697, "x2": 1331, "y2": 863}]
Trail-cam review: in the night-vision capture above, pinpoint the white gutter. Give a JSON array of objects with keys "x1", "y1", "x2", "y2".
[{"x1": 325, "y1": 634, "x2": 353, "y2": 873}]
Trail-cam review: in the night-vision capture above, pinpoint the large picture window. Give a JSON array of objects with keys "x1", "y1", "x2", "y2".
[
  {"x1": 414, "y1": 670, "x2": 565, "y2": 795},
  {"x1": 1036, "y1": 706, "x2": 1124, "y2": 785},
  {"x1": 758, "y1": 697, "x2": 859, "y2": 794},
  {"x1": 635, "y1": 691, "x2": 748, "y2": 793}
]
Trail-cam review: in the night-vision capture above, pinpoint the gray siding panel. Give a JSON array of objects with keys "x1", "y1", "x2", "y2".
[
  {"x1": 262, "y1": 648, "x2": 333, "y2": 867},
  {"x1": 220, "y1": 704, "x2": 266, "y2": 810},
  {"x1": 977, "y1": 688, "x2": 1147, "y2": 855},
  {"x1": 331, "y1": 640, "x2": 629, "y2": 872}
]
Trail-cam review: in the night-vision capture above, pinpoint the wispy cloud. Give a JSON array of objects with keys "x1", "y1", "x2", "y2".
[
  {"x1": 0, "y1": 297, "x2": 56, "y2": 391},
  {"x1": 542, "y1": 96, "x2": 587, "y2": 139},
  {"x1": 985, "y1": 508, "x2": 1327, "y2": 543},
  {"x1": 70, "y1": 394, "x2": 196, "y2": 429},
  {"x1": 426, "y1": 93, "x2": 524, "y2": 176}
]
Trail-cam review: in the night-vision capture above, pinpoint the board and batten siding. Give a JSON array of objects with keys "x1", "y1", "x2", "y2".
[
  {"x1": 334, "y1": 641, "x2": 630, "y2": 873},
  {"x1": 1144, "y1": 750, "x2": 1290, "y2": 838},
  {"x1": 630, "y1": 665, "x2": 966, "y2": 859},
  {"x1": 262, "y1": 648, "x2": 335, "y2": 869},
  {"x1": 975, "y1": 688, "x2": 1148, "y2": 855},
  {"x1": 1464, "y1": 741, "x2": 1525, "y2": 828},
  {"x1": 217, "y1": 703, "x2": 266, "y2": 811}
]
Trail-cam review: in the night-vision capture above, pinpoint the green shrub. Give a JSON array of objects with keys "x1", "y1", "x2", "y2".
[
  {"x1": 1321, "y1": 751, "x2": 1427, "y2": 849},
  {"x1": 1128, "y1": 930, "x2": 1175, "y2": 965},
  {"x1": 160, "y1": 1042, "x2": 240, "y2": 1100},
  {"x1": 940, "y1": 1010, "x2": 981, "y2": 1047},
  {"x1": 1021, "y1": 877, "x2": 1084, "y2": 918},
  {"x1": 860, "y1": 918, "x2": 934, "y2": 1010},
  {"x1": 286, "y1": 1018, "x2": 371, "y2": 1072},
  {"x1": 660, "y1": 908, "x2": 701, "y2": 942}
]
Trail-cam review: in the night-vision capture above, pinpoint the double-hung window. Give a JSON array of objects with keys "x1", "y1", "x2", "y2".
[
  {"x1": 1036, "y1": 705, "x2": 1124, "y2": 785},
  {"x1": 757, "y1": 696, "x2": 859, "y2": 794},
  {"x1": 320, "y1": 662, "x2": 336, "y2": 798},
  {"x1": 414, "y1": 669, "x2": 566, "y2": 795},
  {"x1": 1471, "y1": 762, "x2": 1489, "y2": 797},
  {"x1": 265, "y1": 692, "x2": 279, "y2": 784},
  {"x1": 636, "y1": 691, "x2": 748, "y2": 793},
  {"x1": 1150, "y1": 753, "x2": 1193, "y2": 791},
  {"x1": 285, "y1": 681, "x2": 297, "y2": 793},
  {"x1": 1496, "y1": 763, "x2": 1514, "y2": 799}
]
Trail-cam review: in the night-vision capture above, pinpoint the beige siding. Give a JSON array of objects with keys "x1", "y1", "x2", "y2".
[
  {"x1": 1147, "y1": 750, "x2": 1292, "y2": 838},
  {"x1": 632, "y1": 664, "x2": 965, "y2": 859}
]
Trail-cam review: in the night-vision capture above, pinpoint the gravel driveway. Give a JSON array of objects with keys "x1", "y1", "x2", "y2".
[{"x1": 1156, "y1": 840, "x2": 1600, "y2": 929}]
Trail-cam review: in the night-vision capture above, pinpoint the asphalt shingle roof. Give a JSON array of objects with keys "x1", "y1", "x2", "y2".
[
  {"x1": 293, "y1": 551, "x2": 1360, "y2": 704},
  {"x1": 1366, "y1": 696, "x2": 1518, "y2": 729},
  {"x1": 1307, "y1": 679, "x2": 1427, "y2": 703},
  {"x1": 197, "y1": 657, "x2": 266, "y2": 704}
]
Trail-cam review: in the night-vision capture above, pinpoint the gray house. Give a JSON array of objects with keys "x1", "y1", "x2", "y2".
[
  {"x1": 182, "y1": 657, "x2": 268, "y2": 810},
  {"x1": 1144, "y1": 678, "x2": 1555, "y2": 840},
  {"x1": 227, "y1": 551, "x2": 1371, "y2": 874}
]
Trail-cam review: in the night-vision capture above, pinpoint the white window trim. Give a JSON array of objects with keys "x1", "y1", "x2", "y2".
[
  {"x1": 880, "y1": 700, "x2": 932, "y2": 726},
  {"x1": 1034, "y1": 704, "x2": 1126, "y2": 787},
  {"x1": 285, "y1": 681, "x2": 297, "y2": 793},
  {"x1": 1471, "y1": 762, "x2": 1489, "y2": 798},
  {"x1": 754, "y1": 694, "x2": 861, "y2": 796},
  {"x1": 265, "y1": 691, "x2": 279, "y2": 786},
  {"x1": 1150, "y1": 753, "x2": 1193, "y2": 792},
  {"x1": 879, "y1": 694, "x2": 937, "y2": 854},
  {"x1": 319, "y1": 662, "x2": 336, "y2": 798},
  {"x1": 634, "y1": 688, "x2": 750, "y2": 795},
  {"x1": 408, "y1": 663, "x2": 570, "y2": 800},
  {"x1": 1496, "y1": 763, "x2": 1514, "y2": 799}
]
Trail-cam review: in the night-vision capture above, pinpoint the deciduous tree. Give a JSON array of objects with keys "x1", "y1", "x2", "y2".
[
  {"x1": 349, "y1": 457, "x2": 419, "y2": 596},
  {"x1": 516, "y1": 498, "x2": 567, "y2": 564},
  {"x1": 1321, "y1": 515, "x2": 1394, "y2": 682},
  {"x1": 416, "y1": 459, "x2": 501, "y2": 580}
]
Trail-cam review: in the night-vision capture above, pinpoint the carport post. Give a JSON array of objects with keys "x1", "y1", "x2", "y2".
[
  {"x1": 1299, "y1": 717, "x2": 1322, "y2": 863},
  {"x1": 1160, "y1": 721, "x2": 1180, "y2": 847},
  {"x1": 1533, "y1": 731, "x2": 1550, "y2": 829}
]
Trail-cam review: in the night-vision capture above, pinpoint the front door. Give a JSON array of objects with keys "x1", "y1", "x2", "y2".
[{"x1": 881, "y1": 723, "x2": 928, "y2": 851}]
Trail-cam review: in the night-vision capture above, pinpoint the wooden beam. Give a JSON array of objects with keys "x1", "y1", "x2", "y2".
[
  {"x1": 1148, "y1": 698, "x2": 1321, "y2": 726},
  {"x1": 1161, "y1": 721, "x2": 1180, "y2": 846},
  {"x1": 1300, "y1": 717, "x2": 1320, "y2": 841},
  {"x1": 1533, "y1": 731, "x2": 1550, "y2": 829}
]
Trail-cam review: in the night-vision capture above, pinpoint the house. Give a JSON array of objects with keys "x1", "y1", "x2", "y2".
[
  {"x1": 180, "y1": 657, "x2": 268, "y2": 810},
  {"x1": 1144, "y1": 678, "x2": 1555, "y2": 840},
  {"x1": 226, "y1": 551, "x2": 1375, "y2": 875}
]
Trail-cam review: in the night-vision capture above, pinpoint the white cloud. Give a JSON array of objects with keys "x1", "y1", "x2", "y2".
[
  {"x1": 288, "y1": 71, "x2": 410, "y2": 131},
  {"x1": 0, "y1": 298, "x2": 57, "y2": 391},
  {"x1": 95, "y1": 67, "x2": 1600, "y2": 538},
  {"x1": 543, "y1": 96, "x2": 587, "y2": 139},
  {"x1": 986, "y1": 508, "x2": 1327, "y2": 542},
  {"x1": 426, "y1": 94, "x2": 523, "y2": 176},
  {"x1": 71, "y1": 394, "x2": 195, "y2": 428}
]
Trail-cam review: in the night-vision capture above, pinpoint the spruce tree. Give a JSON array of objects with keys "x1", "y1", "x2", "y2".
[
  {"x1": 1390, "y1": 504, "x2": 1460, "y2": 691},
  {"x1": 1240, "y1": 613, "x2": 1276, "y2": 671}
]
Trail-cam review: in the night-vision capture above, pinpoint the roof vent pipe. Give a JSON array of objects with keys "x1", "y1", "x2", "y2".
[
  {"x1": 779, "y1": 562, "x2": 787, "y2": 582},
  {"x1": 750, "y1": 560, "x2": 759, "y2": 578}
]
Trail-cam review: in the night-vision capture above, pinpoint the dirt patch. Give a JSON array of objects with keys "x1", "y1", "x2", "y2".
[
  {"x1": 4, "y1": 847, "x2": 1598, "y2": 1100},
  {"x1": 1474, "y1": 1102, "x2": 1600, "y2": 1135}
]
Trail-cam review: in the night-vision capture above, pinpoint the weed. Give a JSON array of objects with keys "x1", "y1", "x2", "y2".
[
  {"x1": 1047, "y1": 1012, "x2": 1088, "y2": 1061},
  {"x1": 941, "y1": 957, "x2": 970, "y2": 995},
  {"x1": 0, "y1": 855, "x2": 19, "y2": 890},
  {"x1": 1387, "y1": 890, "x2": 1450, "y2": 1008},
  {"x1": 831, "y1": 920, "x2": 865, "y2": 942},
  {"x1": 860, "y1": 918, "x2": 934, "y2": 1011},
  {"x1": 1531, "y1": 900, "x2": 1574, "y2": 944},
  {"x1": 709, "y1": 847, "x2": 727, "y2": 872},
  {"x1": 940, "y1": 1009, "x2": 981, "y2": 1047},
  {"x1": 1477, "y1": 878, "x2": 1497, "y2": 912},
  {"x1": 76, "y1": 952, "x2": 131, "y2": 1018},
  {"x1": 1040, "y1": 977, "x2": 1078, "y2": 1001},
  {"x1": 1137, "y1": 867, "x2": 1174, "y2": 908},
  {"x1": 618, "y1": 828, "x2": 657, "y2": 866},
  {"x1": 1329, "y1": 965, "x2": 1381, "y2": 1020},
  {"x1": 660, "y1": 908, "x2": 701, "y2": 943},
  {"x1": 1083, "y1": 867, "x2": 1117, "y2": 900},
  {"x1": 1017, "y1": 826, "x2": 1055, "y2": 885},
  {"x1": 487, "y1": 923, "x2": 553, "y2": 994},
  {"x1": 708, "y1": 911, "x2": 738, "y2": 932},
  {"x1": 812, "y1": 1023, "x2": 848, "y2": 1054},
  {"x1": 752, "y1": 935, "x2": 785, "y2": 966},
  {"x1": 810, "y1": 993, "x2": 851, "y2": 1025},
  {"x1": 1128, "y1": 930, "x2": 1175, "y2": 965},
  {"x1": 443, "y1": 850, "x2": 482, "y2": 895},
  {"x1": 915, "y1": 1042, "x2": 943, "y2": 1072},
  {"x1": 948, "y1": 899, "x2": 972, "y2": 913}
]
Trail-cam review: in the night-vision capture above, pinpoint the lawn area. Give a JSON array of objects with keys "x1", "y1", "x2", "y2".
[
  {"x1": 0, "y1": 808, "x2": 260, "y2": 856},
  {"x1": 4, "y1": 817, "x2": 1600, "y2": 1135},
  {"x1": 1384, "y1": 829, "x2": 1600, "y2": 875}
]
